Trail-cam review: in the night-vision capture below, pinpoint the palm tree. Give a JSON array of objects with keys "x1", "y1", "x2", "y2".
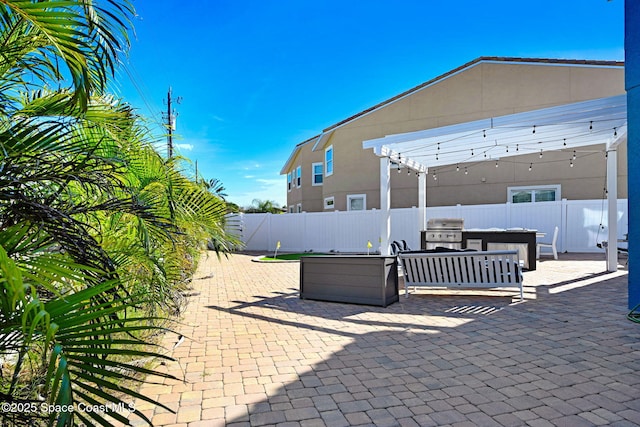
[
  {"x1": 204, "y1": 177, "x2": 228, "y2": 201},
  {"x1": 0, "y1": 1, "x2": 235, "y2": 425},
  {"x1": 245, "y1": 198, "x2": 284, "y2": 214}
]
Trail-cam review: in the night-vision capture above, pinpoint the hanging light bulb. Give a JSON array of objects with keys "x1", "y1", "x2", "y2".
[
  {"x1": 529, "y1": 163, "x2": 532, "y2": 171},
  {"x1": 464, "y1": 167, "x2": 468, "y2": 175},
  {"x1": 532, "y1": 125, "x2": 536, "y2": 134},
  {"x1": 573, "y1": 150, "x2": 576, "y2": 160},
  {"x1": 570, "y1": 158, "x2": 574, "y2": 168},
  {"x1": 589, "y1": 121, "x2": 593, "y2": 131},
  {"x1": 432, "y1": 171, "x2": 437, "y2": 180},
  {"x1": 495, "y1": 161, "x2": 499, "y2": 168},
  {"x1": 407, "y1": 168, "x2": 410, "y2": 176},
  {"x1": 563, "y1": 138, "x2": 567, "y2": 146},
  {"x1": 484, "y1": 151, "x2": 487, "y2": 158},
  {"x1": 506, "y1": 146, "x2": 509, "y2": 153},
  {"x1": 539, "y1": 149, "x2": 543, "y2": 158},
  {"x1": 483, "y1": 130, "x2": 486, "y2": 138},
  {"x1": 471, "y1": 148, "x2": 474, "y2": 156},
  {"x1": 614, "y1": 127, "x2": 618, "y2": 137},
  {"x1": 516, "y1": 144, "x2": 519, "y2": 152},
  {"x1": 397, "y1": 165, "x2": 401, "y2": 174},
  {"x1": 456, "y1": 164, "x2": 460, "y2": 172}
]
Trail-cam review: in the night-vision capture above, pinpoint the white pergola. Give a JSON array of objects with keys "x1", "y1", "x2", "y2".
[{"x1": 363, "y1": 94, "x2": 628, "y2": 271}]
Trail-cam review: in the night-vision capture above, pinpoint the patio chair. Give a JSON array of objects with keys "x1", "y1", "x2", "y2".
[
  {"x1": 536, "y1": 226, "x2": 558, "y2": 260},
  {"x1": 391, "y1": 240, "x2": 411, "y2": 255}
]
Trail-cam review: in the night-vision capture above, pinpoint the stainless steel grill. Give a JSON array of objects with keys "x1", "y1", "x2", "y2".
[{"x1": 422, "y1": 218, "x2": 464, "y2": 250}]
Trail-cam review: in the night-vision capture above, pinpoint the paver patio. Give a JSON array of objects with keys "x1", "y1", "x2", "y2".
[{"x1": 125, "y1": 252, "x2": 639, "y2": 427}]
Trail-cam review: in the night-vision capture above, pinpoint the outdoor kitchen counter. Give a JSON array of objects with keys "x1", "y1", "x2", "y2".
[
  {"x1": 300, "y1": 255, "x2": 399, "y2": 307},
  {"x1": 462, "y1": 229, "x2": 538, "y2": 271}
]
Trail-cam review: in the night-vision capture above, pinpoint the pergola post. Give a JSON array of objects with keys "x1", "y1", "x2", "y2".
[
  {"x1": 606, "y1": 149, "x2": 618, "y2": 272},
  {"x1": 418, "y1": 172, "x2": 426, "y2": 232},
  {"x1": 380, "y1": 157, "x2": 391, "y2": 255}
]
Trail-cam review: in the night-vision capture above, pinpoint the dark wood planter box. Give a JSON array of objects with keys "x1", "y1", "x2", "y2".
[{"x1": 300, "y1": 255, "x2": 399, "y2": 307}]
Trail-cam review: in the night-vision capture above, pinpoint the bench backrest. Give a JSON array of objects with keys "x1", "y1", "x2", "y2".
[{"x1": 399, "y1": 250, "x2": 521, "y2": 286}]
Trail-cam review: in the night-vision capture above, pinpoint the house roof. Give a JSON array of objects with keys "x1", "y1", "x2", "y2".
[
  {"x1": 280, "y1": 135, "x2": 319, "y2": 175},
  {"x1": 281, "y1": 57, "x2": 624, "y2": 174}
]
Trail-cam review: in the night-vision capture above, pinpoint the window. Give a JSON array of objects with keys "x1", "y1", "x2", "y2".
[
  {"x1": 288, "y1": 205, "x2": 294, "y2": 213},
  {"x1": 296, "y1": 166, "x2": 302, "y2": 188},
  {"x1": 287, "y1": 172, "x2": 292, "y2": 192},
  {"x1": 347, "y1": 194, "x2": 366, "y2": 211},
  {"x1": 296, "y1": 203, "x2": 302, "y2": 213},
  {"x1": 324, "y1": 196, "x2": 335, "y2": 210},
  {"x1": 312, "y1": 162, "x2": 323, "y2": 186},
  {"x1": 325, "y1": 145, "x2": 333, "y2": 176},
  {"x1": 508, "y1": 185, "x2": 560, "y2": 203}
]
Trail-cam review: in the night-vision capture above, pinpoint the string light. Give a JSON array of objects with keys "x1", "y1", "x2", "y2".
[
  {"x1": 570, "y1": 158, "x2": 574, "y2": 168},
  {"x1": 471, "y1": 148, "x2": 474, "y2": 156},
  {"x1": 563, "y1": 138, "x2": 567, "y2": 146},
  {"x1": 573, "y1": 150, "x2": 576, "y2": 160},
  {"x1": 456, "y1": 164, "x2": 460, "y2": 172},
  {"x1": 532, "y1": 125, "x2": 536, "y2": 134},
  {"x1": 464, "y1": 167, "x2": 468, "y2": 175},
  {"x1": 397, "y1": 165, "x2": 401, "y2": 173},
  {"x1": 495, "y1": 161, "x2": 499, "y2": 168},
  {"x1": 432, "y1": 171, "x2": 437, "y2": 180},
  {"x1": 589, "y1": 121, "x2": 593, "y2": 131},
  {"x1": 539, "y1": 149, "x2": 543, "y2": 158},
  {"x1": 407, "y1": 168, "x2": 410, "y2": 176},
  {"x1": 506, "y1": 146, "x2": 509, "y2": 153},
  {"x1": 529, "y1": 163, "x2": 532, "y2": 171},
  {"x1": 516, "y1": 144, "x2": 519, "y2": 152},
  {"x1": 614, "y1": 127, "x2": 617, "y2": 137},
  {"x1": 483, "y1": 130, "x2": 486, "y2": 138}
]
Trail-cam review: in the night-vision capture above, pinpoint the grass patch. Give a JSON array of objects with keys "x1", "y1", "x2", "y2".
[{"x1": 260, "y1": 253, "x2": 328, "y2": 261}]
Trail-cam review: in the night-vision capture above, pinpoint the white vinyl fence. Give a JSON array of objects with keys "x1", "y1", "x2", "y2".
[{"x1": 226, "y1": 199, "x2": 628, "y2": 254}]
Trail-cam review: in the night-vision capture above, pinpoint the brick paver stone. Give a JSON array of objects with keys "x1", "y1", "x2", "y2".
[{"x1": 118, "y1": 253, "x2": 639, "y2": 427}]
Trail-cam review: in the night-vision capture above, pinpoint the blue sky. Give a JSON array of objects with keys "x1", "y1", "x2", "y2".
[{"x1": 113, "y1": 0, "x2": 624, "y2": 208}]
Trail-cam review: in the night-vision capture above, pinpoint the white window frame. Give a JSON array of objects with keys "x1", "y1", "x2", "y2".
[
  {"x1": 296, "y1": 203, "x2": 302, "y2": 213},
  {"x1": 323, "y1": 196, "x2": 335, "y2": 210},
  {"x1": 325, "y1": 145, "x2": 334, "y2": 177},
  {"x1": 507, "y1": 184, "x2": 561, "y2": 203},
  {"x1": 347, "y1": 194, "x2": 366, "y2": 211},
  {"x1": 296, "y1": 166, "x2": 302, "y2": 188},
  {"x1": 288, "y1": 205, "x2": 294, "y2": 213},
  {"x1": 312, "y1": 162, "x2": 323, "y2": 186},
  {"x1": 287, "y1": 172, "x2": 292, "y2": 192}
]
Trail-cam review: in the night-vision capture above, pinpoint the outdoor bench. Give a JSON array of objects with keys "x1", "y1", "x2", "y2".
[{"x1": 397, "y1": 250, "x2": 523, "y2": 300}]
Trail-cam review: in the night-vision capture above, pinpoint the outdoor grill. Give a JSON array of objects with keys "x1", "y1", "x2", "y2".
[{"x1": 422, "y1": 218, "x2": 464, "y2": 250}]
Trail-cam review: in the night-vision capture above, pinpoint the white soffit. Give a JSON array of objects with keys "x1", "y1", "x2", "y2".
[{"x1": 362, "y1": 94, "x2": 627, "y2": 172}]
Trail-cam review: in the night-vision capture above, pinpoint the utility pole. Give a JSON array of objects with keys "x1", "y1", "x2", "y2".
[{"x1": 163, "y1": 87, "x2": 180, "y2": 158}]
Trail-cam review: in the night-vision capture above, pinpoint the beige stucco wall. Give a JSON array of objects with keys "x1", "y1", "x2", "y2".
[
  {"x1": 284, "y1": 140, "x2": 324, "y2": 212},
  {"x1": 286, "y1": 60, "x2": 626, "y2": 211}
]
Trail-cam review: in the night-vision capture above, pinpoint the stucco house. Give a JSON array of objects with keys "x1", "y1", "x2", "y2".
[{"x1": 280, "y1": 57, "x2": 626, "y2": 213}]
